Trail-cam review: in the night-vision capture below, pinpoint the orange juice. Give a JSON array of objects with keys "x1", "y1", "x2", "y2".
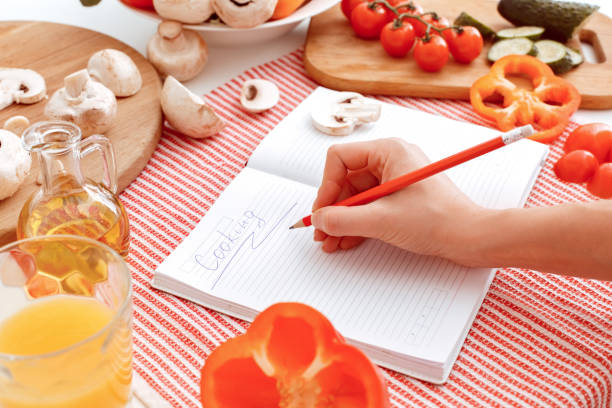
[{"x1": 0, "y1": 296, "x2": 132, "y2": 408}]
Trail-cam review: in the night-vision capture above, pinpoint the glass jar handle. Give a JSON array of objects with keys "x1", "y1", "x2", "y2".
[{"x1": 78, "y1": 134, "x2": 118, "y2": 193}]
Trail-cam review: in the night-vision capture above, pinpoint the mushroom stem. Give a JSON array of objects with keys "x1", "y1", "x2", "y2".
[
  {"x1": 159, "y1": 21, "x2": 188, "y2": 51},
  {"x1": 65, "y1": 69, "x2": 90, "y2": 99}
]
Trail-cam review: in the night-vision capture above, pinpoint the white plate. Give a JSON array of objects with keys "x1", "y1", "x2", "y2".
[{"x1": 120, "y1": 0, "x2": 339, "y2": 47}]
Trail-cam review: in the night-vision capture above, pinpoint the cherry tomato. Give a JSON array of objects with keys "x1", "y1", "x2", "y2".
[
  {"x1": 411, "y1": 13, "x2": 449, "y2": 38},
  {"x1": 341, "y1": 0, "x2": 367, "y2": 20},
  {"x1": 387, "y1": 0, "x2": 423, "y2": 21},
  {"x1": 587, "y1": 163, "x2": 612, "y2": 198},
  {"x1": 413, "y1": 35, "x2": 449, "y2": 72},
  {"x1": 446, "y1": 26, "x2": 483, "y2": 64},
  {"x1": 380, "y1": 20, "x2": 416, "y2": 57},
  {"x1": 564, "y1": 123, "x2": 612, "y2": 163},
  {"x1": 554, "y1": 150, "x2": 599, "y2": 183},
  {"x1": 350, "y1": 2, "x2": 390, "y2": 39},
  {"x1": 121, "y1": 0, "x2": 153, "y2": 9}
]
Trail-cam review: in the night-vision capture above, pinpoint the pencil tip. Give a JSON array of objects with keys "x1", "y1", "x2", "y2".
[{"x1": 288, "y1": 226, "x2": 294, "y2": 230}]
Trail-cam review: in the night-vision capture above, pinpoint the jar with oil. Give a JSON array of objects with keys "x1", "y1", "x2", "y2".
[{"x1": 17, "y1": 121, "x2": 130, "y2": 257}]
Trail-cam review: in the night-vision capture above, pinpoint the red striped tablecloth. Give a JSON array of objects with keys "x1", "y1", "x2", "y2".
[{"x1": 121, "y1": 48, "x2": 612, "y2": 407}]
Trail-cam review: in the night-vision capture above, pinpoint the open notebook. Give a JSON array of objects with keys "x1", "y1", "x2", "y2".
[{"x1": 153, "y1": 87, "x2": 549, "y2": 384}]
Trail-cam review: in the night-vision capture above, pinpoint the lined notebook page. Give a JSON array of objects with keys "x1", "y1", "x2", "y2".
[
  {"x1": 248, "y1": 87, "x2": 549, "y2": 209},
  {"x1": 155, "y1": 167, "x2": 494, "y2": 369}
]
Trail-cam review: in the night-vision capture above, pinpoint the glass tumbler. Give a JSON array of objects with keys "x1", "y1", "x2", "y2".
[{"x1": 0, "y1": 235, "x2": 132, "y2": 408}]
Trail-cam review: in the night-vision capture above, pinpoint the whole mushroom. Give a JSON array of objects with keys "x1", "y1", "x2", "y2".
[
  {"x1": 0, "y1": 68, "x2": 46, "y2": 111},
  {"x1": 211, "y1": 0, "x2": 278, "y2": 28},
  {"x1": 161, "y1": 75, "x2": 225, "y2": 139},
  {"x1": 147, "y1": 21, "x2": 208, "y2": 82},
  {"x1": 88, "y1": 49, "x2": 142, "y2": 97},
  {"x1": 45, "y1": 69, "x2": 117, "y2": 137},
  {"x1": 153, "y1": 0, "x2": 215, "y2": 24},
  {"x1": 0, "y1": 128, "x2": 31, "y2": 201}
]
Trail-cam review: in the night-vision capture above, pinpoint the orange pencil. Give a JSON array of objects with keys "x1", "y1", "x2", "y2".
[{"x1": 290, "y1": 125, "x2": 534, "y2": 229}]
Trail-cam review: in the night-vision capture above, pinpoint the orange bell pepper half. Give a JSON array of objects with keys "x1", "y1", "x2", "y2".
[
  {"x1": 470, "y1": 55, "x2": 581, "y2": 143},
  {"x1": 200, "y1": 303, "x2": 390, "y2": 408}
]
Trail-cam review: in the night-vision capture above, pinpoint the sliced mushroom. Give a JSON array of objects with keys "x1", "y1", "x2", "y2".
[
  {"x1": 153, "y1": 0, "x2": 215, "y2": 24},
  {"x1": 87, "y1": 49, "x2": 142, "y2": 97},
  {"x1": 311, "y1": 92, "x2": 382, "y2": 136},
  {"x1": 3, "y1": 115, "x2": 30, "y2": 137},
  {"x1": 44, "y1": 69, "x2": 117, "y2": 137},
  {"x1": 0, "y1": 68, "x2": 46, "y2": 111},
  {"x1": 240, "y1": 79, "x2": 279, "y2": 113},
  {"x1": 161, "y1": 75, "x2": 225, "y2": 138},
  {"x1": 147, "y1": 21, "x2": 208, "y2": 82},
  {"x1": 0, "y1": 128, "x2": 32, "y2": 201},
  {"x1": 211, "y1": 0, "x2": 278, "y2": 28}
]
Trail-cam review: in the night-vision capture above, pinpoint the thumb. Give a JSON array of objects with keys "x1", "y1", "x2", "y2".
[{"x1": 311, "y1": 205, "x2": 379, "y2": 238}]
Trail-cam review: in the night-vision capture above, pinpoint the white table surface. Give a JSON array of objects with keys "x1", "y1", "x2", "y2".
[{"x1": 1, "y1": 0, "x2": 611, "y2": 124}]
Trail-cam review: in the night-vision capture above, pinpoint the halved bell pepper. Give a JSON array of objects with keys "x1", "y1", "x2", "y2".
[
  {"x1": 470, "y1": 55, "x2": 581, "y2": 143},
  {"x1": 200, "y1": 302, "x2": 390, "y2": 408}
]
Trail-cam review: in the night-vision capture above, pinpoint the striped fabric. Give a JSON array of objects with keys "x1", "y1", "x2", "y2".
[{"x1": 121, "y1": 48, "x2": 612, "y2": 407}]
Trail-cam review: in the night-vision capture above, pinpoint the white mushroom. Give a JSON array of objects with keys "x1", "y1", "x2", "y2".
[
  {"x1": 211, "y1": 0, "x2": 278, "y2": 28},
  {"x1": 0, "y1": 128, "x2": 31, "y2": 201},
  {"x1": 3, "y1": 115, "x2": 30, "y2": 137},
  {"x1": 0, "y1": 68, "x2": 46, "y2": 111},
  {"x1": 311, "y1": 92, "x2": 382, "y2": 136},
  {"x1": 153, "y1": 0, "x2": 215, "y2": 24},
  {"x1": 240, "y1": 79, "x2": 279, "y2": 113},
  {"x1": 161, "y1": 75, "x2": 225, "y2": 138},
  {"x1": 147, "y1": 21, "x2": 208, "y2": 82},
  {"x1": 44, "y1": 69, "x2": 117, "y2": 137},
  {"x1": 87, "y1": 49, "x2": 142, "y2": 97}
]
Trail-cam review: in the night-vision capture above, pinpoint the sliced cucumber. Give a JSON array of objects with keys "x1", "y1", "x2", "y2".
[
  {"x1": 487, "y1": 38, "x2": 537, "y2": 62},
  {"x1": 534, "y1": 40, "x2": 573, "y2": 74},
  {"x1": 496, "y1": 26, "x2": 545, "y2": 41},
  {"x1": 454, "y1": 12, "x2": 496, "y2": 40},
  {"x1": 565, "y1": 46, "x2": 584, "y2": 67}
]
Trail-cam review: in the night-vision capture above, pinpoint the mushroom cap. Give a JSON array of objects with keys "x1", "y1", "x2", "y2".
[
  {"x1": 311, "y1": 92, "x2": 381, "y2": 136},
  {"x1": 3, "y1": 115, "x2": 30, "y2": 137},
  {"x1": 147, "y1": 22, "x2": 208, "y2": 82},
  {"x1": 161, "y1": 75, "x2": 225, "y2": 138},
  {"x1": 240, "y1": 79, "x2": 279, "y2": 113},
  {"x1": 0, "y1": 68, "x2": 46, "y2": 111},
  {"x1": 88, "y1": 49, "x2": 143, "y2": 97},
  {"x1": 153, "y1": 0, "x2": 215, "y2": 24},
  {"x1": 44, "y1": 70, "x2": 117, "y2": 137},
  {"x1": 212, "y1": 0, "x2": 278, "y2": 28},
  {"x1": 0, "y1": 129, "x2": 31, "y2": 200}
]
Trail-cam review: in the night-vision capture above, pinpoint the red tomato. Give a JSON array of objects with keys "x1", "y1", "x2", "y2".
[
  {"x1": 200, "y1": 303, "x2": 390, "y2": 408},
  {"x1": 411, "y1": 13, "x2": 449, "y2": 38},
  {"x1": 121, "y1": 0, "x2": 153, "y2": 9},
  {"x1": 554, "y1": 150, "x2": 599, "y2": 183},
  {"x1": 446, "y1": 26, "x2": 483, "y2": 64},
  {"x1": 341, "y1": 0, "x2": 367, "y2": 20},
  {"x1": 351, "y1": 2, "x2": 391, "y2": 39},
  {"x1": 387, "y1": 0, "x2": 423, "y2": 18},
  {"x1": 564, "y1": 123, "x2": 612, "y2": 163},
  {"x1": 413, "y1": 35, "x2": 449, "y2": 72},
  {"x1": 380, "y1": 21, "x2": 416, "y2": 57},
  {"x1": 587, "y1": 163, "x2": 612, "y2": 198}
]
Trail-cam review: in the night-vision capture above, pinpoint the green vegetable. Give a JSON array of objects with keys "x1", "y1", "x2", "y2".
[
  {"x1": 534, "y1": 40, "x2": 574, "y2": 74},
  {"x1": 565, "y1": 46, "x2": 584, "y2": 67},
  {"x1": 453, "y1": 12, "x2": 496, "y2": 41},
  {"x1": 487, "y1": 38, "x2": 537, "y2": 62},
  {"x1": 497, "y1": 0, "x2": 599, "y2": 42},
  {"x1": 80, "y1": 0, "x2": 102, "y2": 6},
  {"x1": 496, "y1": 26, "x2": 545, "y2": 41}
]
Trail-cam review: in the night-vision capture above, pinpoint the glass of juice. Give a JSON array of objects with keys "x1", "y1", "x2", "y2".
[{"x1": 0, "y1": 235, "x2": 132, "y2": 408}]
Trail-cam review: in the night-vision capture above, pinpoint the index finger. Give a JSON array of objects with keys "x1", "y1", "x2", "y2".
[{"x1": 312, "y1": 140, "x2": 389, "y2": 210}]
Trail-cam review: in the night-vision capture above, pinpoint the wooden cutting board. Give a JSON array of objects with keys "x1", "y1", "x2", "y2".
[
  {"x1": 0, "y1": 21, "x2": 162, "y2": 245},
  {"x1": 304, "y1": 1, "x2": 612, "y2": 109}
]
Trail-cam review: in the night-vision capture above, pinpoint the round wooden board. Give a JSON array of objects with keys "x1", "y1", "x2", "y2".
[{"x1": 0, "y1": 21, "x2": 162, "y2": 245}]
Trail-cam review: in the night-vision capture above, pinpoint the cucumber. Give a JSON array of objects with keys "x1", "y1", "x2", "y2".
[
  {"x1": 497, "y1": 0, "x2": 599, "y2": 43},
  {"x1": 566, "y1": 46, "x2": 584, "y2": 67},
  {"x1": 496, "y1": 26, "x2": 545, "y2": 41},
  {"x1": 454, "y1": 12, "x2": 496, "y2": 41},
  {"x1": 487, "y1": 38, "x2": 537, "y2": 62},
  {"x1": 534, "y1": 40, "x2": 574, "y2": 74}
]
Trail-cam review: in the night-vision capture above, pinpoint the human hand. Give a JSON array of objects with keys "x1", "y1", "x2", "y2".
[{"x1": 311, "y1": 138, "x2": 484, "y2": 258}]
